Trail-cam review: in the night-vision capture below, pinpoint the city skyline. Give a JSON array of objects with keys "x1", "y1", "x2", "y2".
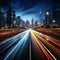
[
  {"x1": 0, "y1": 0, "x2": 60, "y2": 21},
  {"x1": 0, "y1": 0, "x2": 60, "y2": 60}
]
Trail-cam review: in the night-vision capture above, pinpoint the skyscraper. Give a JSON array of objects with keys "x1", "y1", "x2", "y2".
[
  {"x1": 31, "y1": 19, "x2": 34, "y2": 27},
  {"x1": 35, "y1": 20, "x2": 38, "y2": 27},
  {"x1": 0, "y1": 8, "x2": 4, "y2": 28},
  {"x1": 7, "y1": 7, "x2": 13, "y2": 27},
  {"x1": 25, "y1": 20, "x2": 30, "y2": 28},
  {"x1": 12, "y1": 10, "x2": 16, "y2": 26},
  {"x1": 16, "y1": 16, "x2": 21, "y2": 26}
]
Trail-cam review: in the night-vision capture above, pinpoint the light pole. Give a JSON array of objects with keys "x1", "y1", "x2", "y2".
[
  {"x1": 46, "y1": 11, "x2": 50, "y2": 26},
  {"x1": 52, "y1": 19, "x2": 56, "y2": 26}
]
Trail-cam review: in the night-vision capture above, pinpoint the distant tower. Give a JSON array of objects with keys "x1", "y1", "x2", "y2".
[
  {"x1": 17, "y1": 16, "x2": 21, "y2": 26},
  {"x1": 31, "y1": 19, "x2": 34, "y2": 27},
  {"x1": 20, "y1": 19, "x2": 25, "y2": 27},
  {"x1": 35, "y1": 20, "x2": 38, "y2": 27},
  {"x1": 26, "y1": 20, "x2": 30, "y2": 27}
]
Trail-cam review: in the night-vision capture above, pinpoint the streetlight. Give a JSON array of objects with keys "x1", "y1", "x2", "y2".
[
  {"x1": 46, "y1": 11, "x2": 50, "y2": 26},
  {"x1": 52, "y1": 20, "x2": 56, "y2": 27},
  {"x1": 52, "y1": 20, "x2": 56, "y2": 23},
  {"x1": 46, "y1": 11, "x2": 50, "y2": 16}
]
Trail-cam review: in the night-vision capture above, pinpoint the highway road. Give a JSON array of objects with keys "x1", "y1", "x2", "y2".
[{"x1": 0, "y1": 29, "x2": 60, "y2": 60}]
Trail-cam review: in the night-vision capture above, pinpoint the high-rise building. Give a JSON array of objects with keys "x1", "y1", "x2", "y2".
[
  {"x1": 7, "y1": 7, "x2": 13, "y2": 27},
  {"x1": 35, "y1": 20, "x2": 38, "y2": 27},
  {"x1": 31, "y1": 19, "x2": 34, "y2": 27},
  {"x1": 16, "y1": 16, "x2": 21, "y2": 26},
  {"x1": 12, "y1": 10, "x2": 16, "y2": 26},
  {"x1": 20, "y1": 19, "x2": 25, "y2": 27},
  {"x1": 25, "y1": 20, "x2": 30, "y2": 28},
  {"x1": 0, "y1": 8, "x2": 4, "y2": 28}
]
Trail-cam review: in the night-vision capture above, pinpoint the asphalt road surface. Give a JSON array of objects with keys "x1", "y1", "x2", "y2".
[{"x1": 0, "y1": 29, "x2": 60, "y2": 60}]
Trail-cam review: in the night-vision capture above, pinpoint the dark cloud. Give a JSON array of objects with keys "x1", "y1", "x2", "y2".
[
  {"x1": 18, "y1": 0, "x2": 41, "y2": 11},
  {"x1": 0, "y1": 0, "x2": 9, "y2": 7},
  {"x1": 0, "y1": 0, "x2": 41, "y2": 11},
  {"x1": 0, "y1": 0, "x2": 60, "y2": 10}
]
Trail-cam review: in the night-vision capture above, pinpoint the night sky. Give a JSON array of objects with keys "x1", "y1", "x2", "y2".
[{"x1": 0, "y1": 0, "x2": 60, "y2": 21}]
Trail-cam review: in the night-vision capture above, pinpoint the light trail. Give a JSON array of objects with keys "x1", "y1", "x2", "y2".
[
  {"x1": 35, "y1": 32, "x2": 60, "y2": 54},
  {"x1": 35, "y1": 30, "x2": 60, "y2": 47},
  {"x1": 0, "y1": 30, "x2": 27, "y2": 45},
  {"x1": 0, "y1": 30, "x2": 27, "y2": 47},
  {"x1": 29, "y1": 36, "x2": 31, "y2": 60},
  {"x1": 32, "y1": 29, "x2": 60, "y2": 58},
  {"x1": 31, "y1": 32, "x2": 47, "y2": 60},
  {"x1": 0, "y1": 30, "x2": 28, "y2": 53},
  {"x1": 4, "y1": 30, "x2": 30, "y2": 60},
  {"x1": 0, "y1": 29, "x2": 60, "y2": 60},
  {"x1": 12, "y1": 30, "x2": 30, "y2": 60},
  {"x1": 31, "y1": 30, "x2": 57, "y2": 60},
  {"x1": 30, "y1": 29, "x2": 53, "y2": 60}
]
